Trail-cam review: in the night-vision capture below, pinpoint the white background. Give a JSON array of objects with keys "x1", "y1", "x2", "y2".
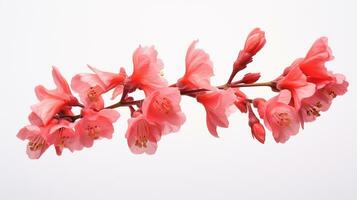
[{"x1": 0, "y1": 0, "x2": 356, "y2": 199}]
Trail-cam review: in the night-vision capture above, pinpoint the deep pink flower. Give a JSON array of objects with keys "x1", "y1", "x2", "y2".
[
  {"x1": 276, "y1": 60, "x2": 316, "y2": 110},
  {"x1": 125, "y1": 112, "x2": 162, "y2": 155},
  {"x1": 142, "y1": 87, "x2": 186, "y2": 135},
  {"x1": 31, "y1": 67, "x2": 79, "y2": 125},
  {"x1": 177, "y1": 40, "x2": 214, "y2": 90},
  {"x1": 71, "y1": 65, "x2": 126, "y2": 110},
  {"x1": 127, "y1": 46, "x2": 168, "y2": 95},
  {"x1": 264, "y1": 90, "x2": 300, "y2": 143},
  {"x1": 75, "y1": 109, "x2": 120, "y2": 148},
  {"x1": 299, "y1": 73, "x2": 348, "y2": 126},
  {"x1": 300, "y1": 37, "x2": 334, "y2": 88},
  {"x1": 197, "y1": 89, "x2": 236, "y2": 137},
  {"x1": 233, "y1": 28, "x2": 266, "y2": 71}
]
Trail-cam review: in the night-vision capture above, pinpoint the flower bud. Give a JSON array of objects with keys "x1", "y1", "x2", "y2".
[
  {"x1": 251, "y1": 122, "x2": 266, "y2": 144},
  {"x1": 241, "y1": 73, "x2": 261, "y2": 84},
  {"x1": 232, "y1": 28, "x2": 266, "y2": 73},
  {"x1": 244, "y1": 28, "x2": 266, "y2": 56}
]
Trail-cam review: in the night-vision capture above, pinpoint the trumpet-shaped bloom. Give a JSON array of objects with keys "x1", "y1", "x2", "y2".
[
  {"x1": 17, "y1": 125, "x2": 51, "y2": 159},
  {"x1": 75, "y1": 109, "x2": 120, "y2": 148},
  {"x1": 264, "y1": 90, "x2": 300, "y2": 143},
  {"x1": 142, "y1": 87, "x2": 186, "y2": 135},
  {"x1": 47, "y1": 120, "x2": 82, "y2": 156},
  {"x1": 177, "y1": 40, "x2": 214, "y2": 90},
  {"x1": 197, "y1": 89, "x2": 236, "y2": 137},
  {"x1": 127, "y1": 46, "x2": 168, "y2": 95},
  {"x1": 31, "y1": 67, "x2": 79, "y2": 125},
  {"x1": 71, "y1": 65, "x2": 126, "y2": 110},
  {"x1": 299, "y1": 73, "x2": 348, "y2": 126},
  {"x1": 125, "y1": 113, "x2": 162, "y2": 155},
  {"x1": 276, "y1": 61, "x2": 316, "y2": 110},
  {"x1": 300, "y1": 37, "x2": 334, "y2": 88}
]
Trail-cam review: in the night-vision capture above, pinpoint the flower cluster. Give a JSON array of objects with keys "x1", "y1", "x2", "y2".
[{"x1": 17, "y1": 28, "x2": 348, "y2": 159}]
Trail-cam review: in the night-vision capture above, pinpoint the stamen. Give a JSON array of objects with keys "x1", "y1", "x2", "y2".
[
  {"x1": 28, "y1": 135, "x2": 45, "y2": 151},
  {"x1": 305, "y1": 104, "x2": 321, "y2": 117},
  {"x1": 87, "y1": 87, "x2": 99, "y2": 101},
  {"x1": 273, "y1": 112, "x2": 291, "y2": 127},
  {"x1": 153, "y1": 97, "x2": 172, "y2": 114},
  {"x1": 87, "y1": 125, "x2": 99, "y2": 139},
  {"x1": 328, "y1": 90, "x2": 337, "y2": 98}
]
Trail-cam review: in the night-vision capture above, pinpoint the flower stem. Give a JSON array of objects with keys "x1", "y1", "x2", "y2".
[{"x1": 59, "y1": 81, "x2": 273, "y2": 122}]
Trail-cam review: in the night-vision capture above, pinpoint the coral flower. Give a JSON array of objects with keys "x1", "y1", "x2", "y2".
[
  {"x1": 17, "y1": 113, "x2": 54, "y2": 159},
  {"x1": 47, "y1": 120, "x2": 83, "y2": 156},
  {"x1": 300, "y1": 37, "x2": 334, "y2": 88},
  {"x1": 264, "y1": 90, "x2": 300, "y2": 143},
  {"x1": 197, "y1": 89, "x2": 236, "y2": 137},
  {"x1": 299, "y1": 73, "x2": 348, "y2": 126},
  {"x1": 142, "y1": 87, "x2": 186, "y2": 135},
  {"x1": 75, "y1": 109, "x2": 120, "y2": 148},
  {"x1": 31, "y1": 67, "x2": 79, "y2": 125},
  {"x1": 17, "y1": 125, "x2": 51, "y2": 159},
  {"x1": 71, "y1": 65, "x2": 126, "y2": 110},
  {"x1": 276, "y1": 60, "x2": 316, "y2": 110},
  {"x1": 125, "y1": 113, "x2": 162, "y2": 155},
  {"x1": 127, "y1": 46, "x2": 168, "y2": 95},
  {"x1": 177, "y1": 40, "x2": 214, "y2": 90}
]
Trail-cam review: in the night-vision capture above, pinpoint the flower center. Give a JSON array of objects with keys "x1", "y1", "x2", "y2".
[
  {"x1": 135, "y1": 135, "x2": 148, "y2": 148},
  {"x1": 274, "y1": 112, "x2": 291, "y2": 127},
  {"x1": 28, "y1": 135, "x2": 46, "y2": 151},
  {"x1": 328, "y1": 90, "x2": 337, "y2": 98},
  {"x1": 87, "y1": 125, "x2": 99, "y2": 139},
  {"x1": 58, "y1": 128, "x2": 69, "y2": 147},
  {"x1": 87, "y1": 87, "x2": 99, "y2": 101},
  {"x1": 305, "y1": 102, "x2": 322, "y2": 117},
  {"x1": 153, "y1": 97, "x2": 172, "y2": 114}
]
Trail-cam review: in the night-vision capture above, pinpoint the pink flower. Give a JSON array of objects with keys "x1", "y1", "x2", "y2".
[
  {"x1": 47, "y1": 120, "x2": 83, "y2": 156},
  {"x1": 177, "y1": 40, "x2": 214, "y2": 90},
  {"x1": 276, "y1": 60, "x2": 316, "y2": 110},
  {"x1": 127, "y1": 46, "x2": 168, "y2": 95},
  {"x1": 142, "y1": 87, "x2": 186, "y2": 135},
  {"x1": 75, "y1": 109, "x2": 120, "y2": 148},
  {"x1": 264, "y1": 90, "x2": 300, "y2": 143},
  {"x1": 299, "y1": 73, "x2": 348, "y2": 126},
  {"x1": 31, "y1": 67, "x2": 79, "y2": 125},
  {"x1": 197, "y1": 89, "x2": 236, "y2": 137},
  {"x1": 233, "y1": 28, "x2": 266, "y2": 72},
  {"x1": 17, "y1": 124, "x2": 51, "y2": 159},
  {"x1": 125, "y1": 112, "x2": 162, "y2": 155},
  {"x1": 71, "y1": 65, "x2": 126, "y2": 110},
  {"x1": 300, "y1": 37, "x2": 334, "y2": 88}
]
